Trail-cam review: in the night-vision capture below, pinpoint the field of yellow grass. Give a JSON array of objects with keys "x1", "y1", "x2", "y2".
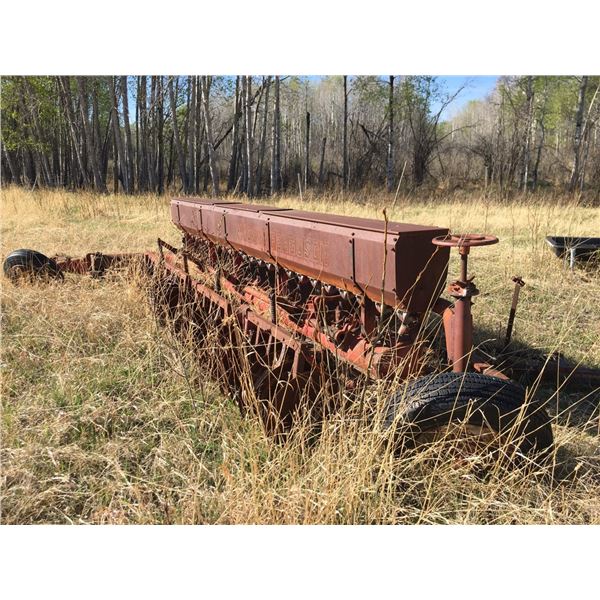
[{"x1": 1, "y1": 186, "x2": 599, "y2": 523}]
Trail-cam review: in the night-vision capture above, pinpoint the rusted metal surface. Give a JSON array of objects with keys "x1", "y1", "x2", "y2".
[
  {"x1": 52, "y1": 252, "x2": 137, "y2": 277},
  {"x1": 171, "y1": 197, "x2": 451, "y2": 313},
  {"x1": 431, "y1": 233, "x2": 499, "y2": 250},
  {"x1": 433, "y1": 233, "x2": 499, "y2": 373},
  {"x1": 504, "y1": 276, "x2": 525, "y2": 348}
]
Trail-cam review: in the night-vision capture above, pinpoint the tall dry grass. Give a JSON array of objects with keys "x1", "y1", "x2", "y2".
[{"x1": 1, "y1": 186, "x2": 599, "y2": 523}]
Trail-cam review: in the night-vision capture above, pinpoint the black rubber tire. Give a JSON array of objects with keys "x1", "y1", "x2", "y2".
[
  {"x1": 384, "y1": 372, "x2": 553, "y2": 457},
  {"x1": 3, "y1": 249, "x2": 63, "y2": 282}
]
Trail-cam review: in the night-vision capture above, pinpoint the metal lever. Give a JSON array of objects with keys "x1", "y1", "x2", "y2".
[{"x1": 504, "y1": 276, "x2": 525, "y2": 348}]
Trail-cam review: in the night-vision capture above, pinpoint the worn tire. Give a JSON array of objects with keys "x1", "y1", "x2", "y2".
[
  {"x1": 384, "y1": 372, "x2": 553, "y2": 457},
  {"x1": 2, "y1": 249, "x2": 63, "y2": 282}
]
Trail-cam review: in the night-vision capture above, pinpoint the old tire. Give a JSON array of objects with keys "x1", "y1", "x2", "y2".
[
  {"x1": 384, "y1": 372, "x2": 553, "y2": 458},
  {"x1": 3, "y1": 249, "x2": 63, "y2": 283}
]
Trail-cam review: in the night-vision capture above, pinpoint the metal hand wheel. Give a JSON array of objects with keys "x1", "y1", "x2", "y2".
[
  {"x1": 432, "y1": 233, "x2": 501, "y2": 374},
  {"x1": 432, "y1": 233, "x2": 499, "y2": 251}
]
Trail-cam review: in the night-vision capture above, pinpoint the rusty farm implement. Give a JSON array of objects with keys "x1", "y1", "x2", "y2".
[{"x1": 5, "y1": 197, "x2": 567, "y2": 458}]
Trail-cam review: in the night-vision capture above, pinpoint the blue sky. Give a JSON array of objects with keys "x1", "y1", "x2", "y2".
[{"x1": 435, "y1": 76, "x2": 499, "y2": 117}]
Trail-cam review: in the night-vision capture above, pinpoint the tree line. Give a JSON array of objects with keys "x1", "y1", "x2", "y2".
[{"x1": 1, "y1": 76, "x2": 599, "y2": 198}]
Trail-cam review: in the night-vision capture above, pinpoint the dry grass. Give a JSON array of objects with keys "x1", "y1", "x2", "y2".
[{"x1": 1, "y1": 185, "x2": 599, "y2": 524}]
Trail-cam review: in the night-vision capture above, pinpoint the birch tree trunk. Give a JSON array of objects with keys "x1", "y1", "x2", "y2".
[
  {"x1": 318, "y1": 136, "x2": 327, "y2": 188},
  {"x1": 186, "y1": 76, "x2": 196, "y2": 193},
  {"x1": 570, "y1": 76, "x2": 588, "y2": 191},
  {"x1": 244, "y1": 76, "x2": 255, "y2": 197},
  {"x1": 521, "y1": 76, "x2": 534, "y2": 192},
  {"x1": 270, "y1": 76, "x2": 281, "y2": 195},
  {"x1": 135, "y1": 78, "x2": 140, "y2": 189},
  {"x1": 386, "y1": 75, "x2": 395, "y2": 192},
  {"x1": 75, "y1": 78, "x2": 107, "y2": 194},
  {"x1": 195, "y1": 91, "x2": 205, "y2": 194},
  {"x1": 112, "y1": 122, "x2": 119, "y2": 194},
  {"x1": 21, "y1": 80, "x2": 52, "y2": 186},
  {"x1": 532, "y1": 80, "x2": 550, "y2": 191},
  {"x1": 304, "y1": 111, "x2": 310, "y2": 190},
  {"x1": 57, "y1": 77, "x2": 89, "y2": 188},
  {"x1": 342, "y1": 75, "x2": 349, "y2": 189},
  {"x1": 156, "y1": 77, "x2": 165, "y2": 194},
  {"x1": 121, "y1": 76, "x2": 135, "y2": 193},
  {"x1": 168, "y1": 77, "x2": 188, "y2": 192},
  {"x1": 110, "y1": 76, "x2": 129, "y2": 193},
  {"x1": 256, "y1": 77, "x2": 271, "y2": 195},
  {"x1": 532, "y1": 122, "x2": 545, "y2": 191},
  {"x1": 578, "y1": 81, "x2": 600, "y2": 191},
  {"x1": 92, "y1": 81, "x2": 109, "y2": 182},
  {"x1": 252, "y1": 80, "x2": 265, "y2": 140},
  {"x1": 227, "y1": 76, "x2": 242, "y2": 191},
  {"x1": 139, "y1": 75, "x2": 153, "y2": 192},
  {"x1": 147, "y1": 76, "x2": 157, "y2": 192},
  {"x1": 200, "y1": 76, "x2": 220, "y2": 197},
  {"x1": 2, "y1": 144, "x2": 21, "y2": 184}
]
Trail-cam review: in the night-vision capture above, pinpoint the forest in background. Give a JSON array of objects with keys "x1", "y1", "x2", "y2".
[{"x1": 1, "y1": 76, "x2": 599, "y2": 199}]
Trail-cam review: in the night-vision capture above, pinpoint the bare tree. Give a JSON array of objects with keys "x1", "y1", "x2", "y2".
[
  {"x1": 21, "y1": 79, "x2": 52, "y2": 186},
  {"x1": 4, "y1": 75, "x2": 600, "y2": 197},
  {"x1": 570, "y1": 76, "x2": 588, "y2": 192},
  {"x1": 578, "y1": 80, "x2": 600, "y2": 191},
  {"x1": 256, "y1": 76, "x2": 271, "y2": 195},
  {"x1": 2, "y1": 143, "x2": 22, "y2": 184},
  {"x1": 386, "y1": 75, "x2": 395, "y2": 192},
  {"x1": 146, "y1": 76, "x2": 157, "y2": 192},
  {"x1": 521, "y1": 76, "x2": 534, "y2": 192},
  {"x1": 318, "y1": 136, "x2": 327, "y2": 187},
  {"x1": 403, "y1": 76, "x2": 466, "y2": 187},
  {"x1": 270, "y1": 76, "x2": 281, "y2": 195},
  {"x1": 154, "y1": 76, "x2": 165, "y2": 194},
  {"x1": 244, "y1": 76, "x2": 255, "y2": 197},
  {"x1": 532, "y1": 78, "x2": 551, "y2": 191},
  {"x1": 186, "y1": 76, "x2": 197, "y2": 192},
  {"x1": 200, "y1": 76, "x2": 220, "y2": 197},
  {"x1": 109, "y1": 76, "x2": 129, "y2": 193},
  {"x1": 227, "y1": 76, "x2": 242, "y2": 192},
  {"x1": 304, "y1": 111, "x2": 311, "y2": 190},
  {"x1": 121, "y1": 76, "x2": 135, "y2": 192},
  {"x1": 342, "y1": 75, "x2": 349, "y2": 189},
  {"x1": 168, "y1": 77, "x2": 188, "y2": 193},
  {"x1": 57, "y1": 77, "x2": 89, "y2": 188}
]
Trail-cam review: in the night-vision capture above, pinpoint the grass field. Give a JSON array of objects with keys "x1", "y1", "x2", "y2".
[{"x1": 1, "y1": 186, "x2": 599, "y2": 524}]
